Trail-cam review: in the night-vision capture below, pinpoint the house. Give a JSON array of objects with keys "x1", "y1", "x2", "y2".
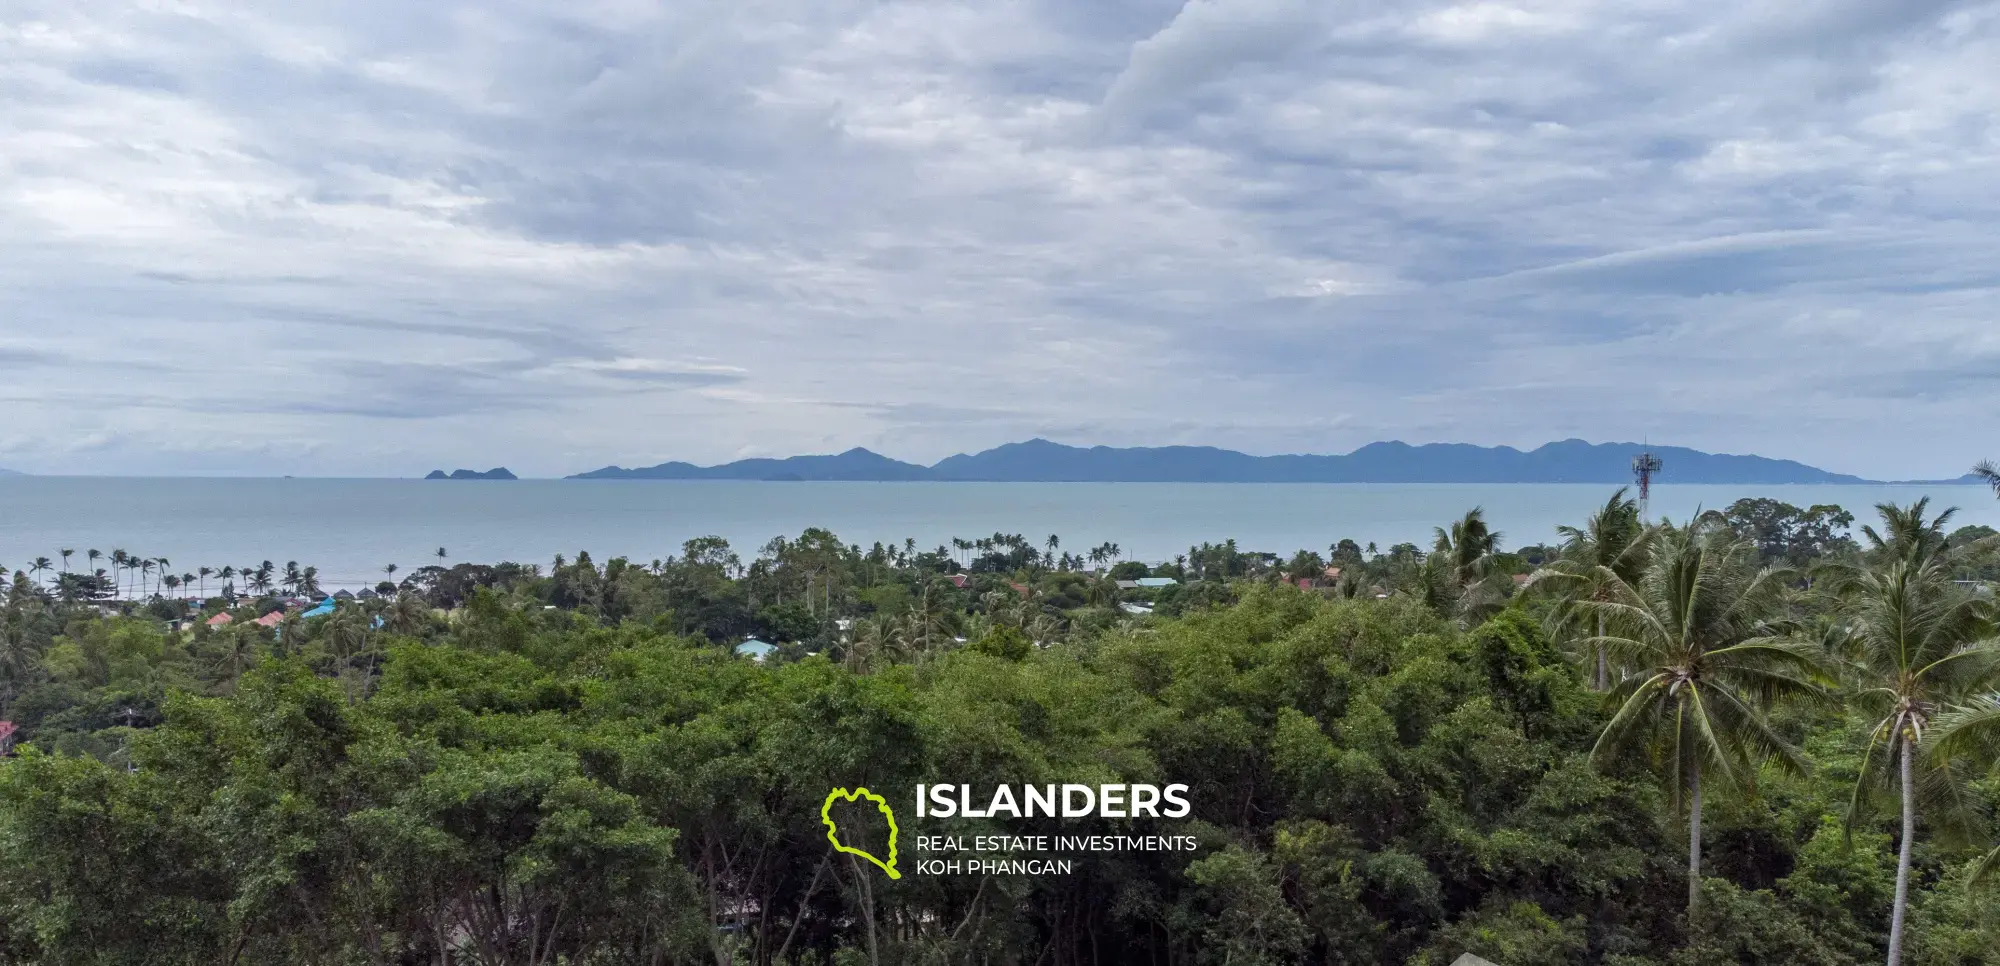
[
  {"x1": 735, "y1": 638, "x2": 777, "y2": 662},
  {"x1": 300, "y1": 597, "x2": 336, "y2": 619},
  {"x1": 1134, "y1": 577, "x2": 1178, "y2": 588},
  {"x1": 252, "y1": 611, "x2": 285, "y2": 628},
  {"x1": 1118, "y1": 602, "x2": 1154, "y2": 615},
  {"x1": 1114, "y1": 580, "x2": 1140, "y2": 590},
  {"x1": 946, "y1": 573, "x2": 970, "y2": 589},
  {"x1": 205, "y1": 612, "x2": 234, "y2": 627},
  {"x1": 1323, "y1": 566, "x2": 1343, "y2": 580},
  {"x1": 1008, "y1": 581, "x2": 1031, "y2": 598},
  {"x1": 333, "y1": 589, "x2": 356, "y2": 601}
]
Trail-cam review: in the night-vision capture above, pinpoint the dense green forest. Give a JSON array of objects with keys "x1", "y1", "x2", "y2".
[{"x1": 2, "y1": 491, "x2": 2000, "y2": 965}]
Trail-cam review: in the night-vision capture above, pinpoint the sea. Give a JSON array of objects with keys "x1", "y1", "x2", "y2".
[{"x1": 1, "y1": 478, "x2": 1994, "y2": 592}]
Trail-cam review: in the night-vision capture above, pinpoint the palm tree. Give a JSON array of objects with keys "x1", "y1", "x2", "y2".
[
  {"x1": 1433, "y1": 508, "x2": 1501, "y2": 587},
  {"x1": 1425, "y1": 508, "x2": 1509, "y2": 624},
  {"x1": 1580, "y1": 519, "x2": 1825, "y2": 913},
  {"x1": 1973, "y1": 459, "x2": 2000, "y2": 497},
  {"x1": 1528, "y1": 489, "x2": 1652, "y2": 689},
  {"x1": 1816, "y1": 546, "x2": 2000, "y2": 966},
  {"x1": 1930, "y1": 695, "x2": 2000, "y2": 891},
  {"x1": 86, "y1": 549, "x2": 101, "y2": 578},
  {"x1": 163, "y1": 574, "x2": 182, "y2": 597},
  {"x1": 435, "y1": 547, "x2": 448, "y2": 566},
  {"x1": 210, "y1": 629, "x2": 263, "y2": 684},
  {"x1": 385, "y1": 593, "x2": 430, "y2": 635},
  {"x1": 384, "y1": 563, "x2": 398, "y2": 586},
  {"x1": 28, "y1": 558, "x2": 52, "y2": 589},
  {"x1": 848, "y1": 616, "x2": 902, "y2": 671},
  {"x1": 139, "y1": 559, "x2": 156, "y2": 597},
  {"x1": 198, "y1": 567, "x2": 213, "y2": 600},
  {"x1": 59, "y1": 549, "x2": 73, "y2": 575},
  {"x1": 1861, "y1": 497, "x2": 1956, "y2": 567}
]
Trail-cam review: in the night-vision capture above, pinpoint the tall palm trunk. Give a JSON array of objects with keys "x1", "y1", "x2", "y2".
[
  {"x1": 1688, "y1": 764, "x2": 1703, "y2": 914},
  {"x1": 1888, "y1": 736, "x2": 1914, "y2": 966}
]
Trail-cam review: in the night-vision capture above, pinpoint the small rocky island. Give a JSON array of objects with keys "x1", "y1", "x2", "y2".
[{"x1": 424, "y1": 468, "x2": 518, "y2": 480}]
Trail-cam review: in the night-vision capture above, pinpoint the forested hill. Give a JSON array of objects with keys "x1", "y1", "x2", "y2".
[{"x1": 569, "y1": 438, "x2": 1886, "y2": 483}]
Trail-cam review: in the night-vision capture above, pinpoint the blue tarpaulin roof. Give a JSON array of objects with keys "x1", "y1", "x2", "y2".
[{"x1": 300, "y1": 597, "x2": 336, "y2": 618}]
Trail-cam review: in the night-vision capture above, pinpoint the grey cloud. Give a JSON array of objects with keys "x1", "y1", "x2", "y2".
[{"x1": 0, "y1": 0, "x2": 1996, "y2": 478}]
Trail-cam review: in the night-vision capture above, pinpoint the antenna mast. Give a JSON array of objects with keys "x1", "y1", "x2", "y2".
[{"x1": 1632, "y1": 450, "x2": 1663, "y2": 518}]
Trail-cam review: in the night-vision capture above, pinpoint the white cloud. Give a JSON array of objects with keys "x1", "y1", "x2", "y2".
[{"x1": 0, "y1": 0, "x2": 1996, "y2": 479}]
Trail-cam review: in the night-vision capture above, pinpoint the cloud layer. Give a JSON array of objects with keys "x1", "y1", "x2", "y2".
[{"x1": 2, "y1": 0, "x2": 1996, "y2": 477}]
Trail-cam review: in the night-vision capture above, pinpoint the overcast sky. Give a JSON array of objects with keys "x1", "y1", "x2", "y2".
[{"x1": 2, "y1": 0, "x2": 1997, "y2": 478}]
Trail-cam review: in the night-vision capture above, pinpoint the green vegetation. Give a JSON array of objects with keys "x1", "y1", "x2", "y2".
[{"x1": 0, "y1": 493, "x2": 1998, "y2": 965}]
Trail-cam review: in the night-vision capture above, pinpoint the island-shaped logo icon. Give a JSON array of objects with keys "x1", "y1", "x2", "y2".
[{"x1": 822, "y1": 787, "x2": 901, "y2": 879}]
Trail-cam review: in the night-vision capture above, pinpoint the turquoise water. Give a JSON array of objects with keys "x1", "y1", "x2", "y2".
[{"x1": 1, "y1": 478, "x2": 1994, "y2": 591}]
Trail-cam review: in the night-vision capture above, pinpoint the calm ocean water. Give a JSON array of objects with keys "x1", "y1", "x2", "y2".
[{"x1": 1, "y1": 478, "x2": 1994, "y2": 591}]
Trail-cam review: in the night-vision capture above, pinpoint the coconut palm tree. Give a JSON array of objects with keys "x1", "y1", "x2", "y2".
[
  {"x1": 1861, "y1": 497, "x2": 1957, "y2": 568},
  {"x1": 1580, "y1": 518, "x2": 1825, "y2": 913},
  {"x1": 1974, "y1": 459, "x2": 2000, "y2": 497},
  {"x1": 1815, "y1": 548, "x2": 2000, "y2": 966},
  {"x1": 435, "y1": 547, "x2": 449, "y2": 566},
  {"x1": 28, "y1": 558, "x2": 52, "y2": 589},
  {"x1": 385, "y1": 593, "x2": 430, "y2": 635},
  {"x1": 197, "y1": 567, "x2": 213, "y2": 600},
  {"x1": 1528, "y1": 489, "x2": 1653, "y2": 689},
  {"x1": 1930, "y1": 695, "x2": 2000, "y2": 891},
  {"x1": 1423, "y1": 508, "x2": 1510, "y2": 624},
  {"x1": 86, "y1": 549, "x2": 102, "y2": 577},
  {"x1": 848, "y1": 616, "x2": 902, "y2": 671},
  {"x1": 209, "y1": 628, "x2": 263, "y2": 685},
  {"x1": 1433, "y1": 508, "x2": 1500, "y2": 586},
  {"x1": 58, "y1": 549, "x2": 73, "y2": 575}
]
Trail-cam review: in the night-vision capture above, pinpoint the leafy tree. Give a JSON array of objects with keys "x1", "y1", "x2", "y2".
[{"x1": 1711, "y1": 498, "x2": 1859, "y2": 567}]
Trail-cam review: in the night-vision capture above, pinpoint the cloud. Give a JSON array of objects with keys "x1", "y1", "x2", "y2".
[{"x1": 0, "y1": 0, "x2": 1996, "y2": 479}]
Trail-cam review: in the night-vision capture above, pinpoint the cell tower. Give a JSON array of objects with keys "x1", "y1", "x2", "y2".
[{"x1": 1632, "y1": 451, "x2": 1663, "y2": 518}]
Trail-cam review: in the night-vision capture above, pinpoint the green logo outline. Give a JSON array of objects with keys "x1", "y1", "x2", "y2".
[{"x1": 822, "y1": 787, "x2": 901, "y2": 879}]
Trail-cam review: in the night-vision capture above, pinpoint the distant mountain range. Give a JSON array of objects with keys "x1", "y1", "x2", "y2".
[
  {"x1": 425, "y1": 467, "x2": 518, "y2": 480},
  {"x1": 0, "y1": 467, "x2": 23, "y2": 477},
  {"x1": 569, "y1": 439, "x2": 1973, "y2": 484}
]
